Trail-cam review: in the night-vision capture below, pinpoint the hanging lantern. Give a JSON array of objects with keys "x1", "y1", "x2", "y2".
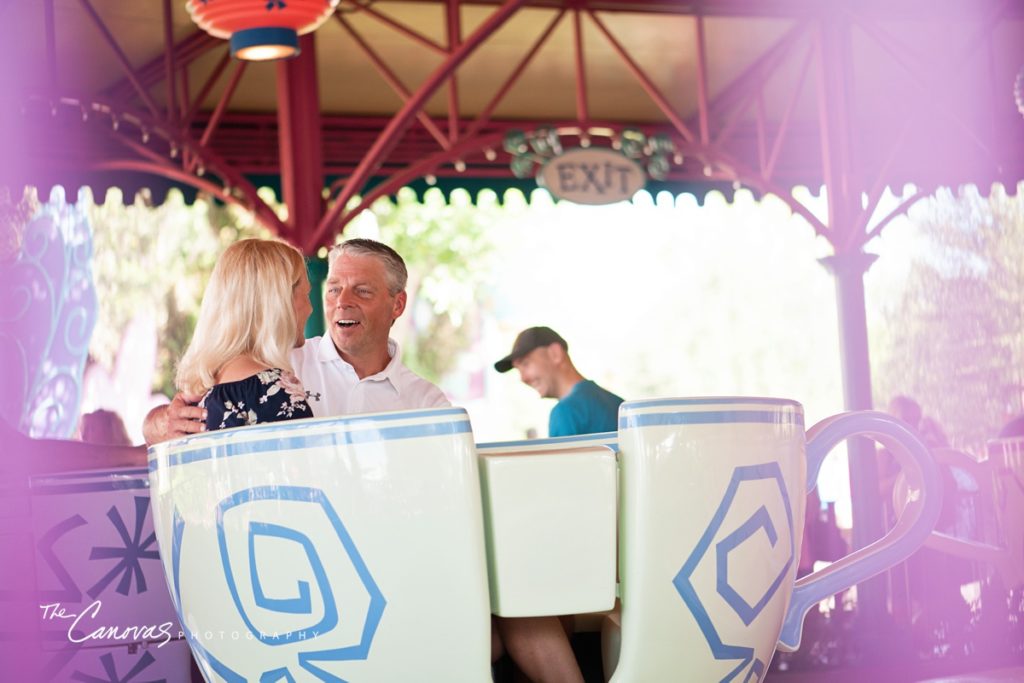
[{"x1": 187, "y1": 0, "x2": 341, "y2": 62}]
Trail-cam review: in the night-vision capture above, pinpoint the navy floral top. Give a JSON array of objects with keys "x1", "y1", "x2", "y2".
[{"x1": 200, "y1": 368, "x2": 317, "y2": 431}]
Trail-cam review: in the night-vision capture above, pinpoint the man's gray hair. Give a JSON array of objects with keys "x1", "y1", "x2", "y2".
[{"x1": 328, "y1": 238, "x2": 408, "y2": 295}]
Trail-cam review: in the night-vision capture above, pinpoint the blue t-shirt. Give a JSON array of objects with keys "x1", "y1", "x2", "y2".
[{"x1": 548, "y1": 380, "x2": 624, "y2": 437}]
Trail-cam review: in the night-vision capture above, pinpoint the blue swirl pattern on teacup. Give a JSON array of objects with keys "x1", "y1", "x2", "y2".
[
  {"x1": 150, "y1": 408, "x2": 494, "y2": 681},
  {"x1": 673, "y1": 462, "x2": 795, "y2": 682},
  {"x1": 170, "y1": 486, "x2": 385, "y2": 681},
  {"x1": 612, "y1": 397, "x2": 806, "y2": 682}
]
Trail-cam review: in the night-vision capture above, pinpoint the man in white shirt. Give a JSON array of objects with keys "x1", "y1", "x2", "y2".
[{"x1": 290, "y1": 239, "x2": 448, "y2": 417}]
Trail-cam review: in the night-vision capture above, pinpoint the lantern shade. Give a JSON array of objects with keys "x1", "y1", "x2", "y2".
[
  {"x1": 231, "y1": 27, "x2": 299, "y2": 61},
  {"x1": 188, "y1": 0, "x2": 340, "y2": 60}
]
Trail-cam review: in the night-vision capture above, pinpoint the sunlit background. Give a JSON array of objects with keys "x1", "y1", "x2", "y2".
[{"x1": 61, "y1": 181, "x2": 1024, "y2": 530}]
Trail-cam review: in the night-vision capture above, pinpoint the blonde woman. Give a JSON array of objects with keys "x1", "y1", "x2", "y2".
[{"x1": 176, "y1": 239, "x2": 315, "y2": 431}]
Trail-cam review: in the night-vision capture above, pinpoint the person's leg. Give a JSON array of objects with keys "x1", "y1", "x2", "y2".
[{"x1": 494, "y1": 616, "x2": 585, "y2": 683}]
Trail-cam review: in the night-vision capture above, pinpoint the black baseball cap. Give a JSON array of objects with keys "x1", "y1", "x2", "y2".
[{"x1": 494, "y1": 326, "x2": 567, "y2": 373}]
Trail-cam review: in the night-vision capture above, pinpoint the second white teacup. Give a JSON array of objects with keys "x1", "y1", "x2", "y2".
[{"x1": 607, "y1": 397, "x2": 942, "y2": 682}]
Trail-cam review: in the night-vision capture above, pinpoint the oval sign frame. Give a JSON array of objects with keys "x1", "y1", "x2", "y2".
[{"x1": 537, "y1": 147, "x2": 647, "y2": 205}]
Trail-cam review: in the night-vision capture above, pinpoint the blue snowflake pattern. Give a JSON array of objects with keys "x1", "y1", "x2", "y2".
[{"x1": 88, "y1": 496, "x2": 160, "y2": 597}]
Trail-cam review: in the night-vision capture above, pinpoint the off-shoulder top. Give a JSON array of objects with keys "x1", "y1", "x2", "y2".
[{"x1": 200, "y1": 367, "x2": 315, "y2": 431}]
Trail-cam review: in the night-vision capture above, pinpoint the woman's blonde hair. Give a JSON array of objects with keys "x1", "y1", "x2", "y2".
[{"x1": 176, "y1": 238, "x2": 306, "y2": 396}]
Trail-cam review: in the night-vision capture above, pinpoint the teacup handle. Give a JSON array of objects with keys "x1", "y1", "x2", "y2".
[{"x1": 777, "y1": 411, "x2": 943, "y2": 651}]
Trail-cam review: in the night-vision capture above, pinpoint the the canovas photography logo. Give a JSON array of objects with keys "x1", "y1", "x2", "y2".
[
  {"x1": 41, "y1": 600, "x2": 325, "y2": 648},
  {"x1": 41, "y1": 601, "x2": 175, "y2": 647}
]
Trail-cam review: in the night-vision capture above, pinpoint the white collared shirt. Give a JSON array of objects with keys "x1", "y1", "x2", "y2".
[{"x1": 289, "y1": 337, "x2": 450, "y2": 417}]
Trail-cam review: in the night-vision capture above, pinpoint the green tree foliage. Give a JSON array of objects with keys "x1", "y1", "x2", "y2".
[
  {"x1": 87, "y1": 190, "x2": 268, "y2": 397},
  {"x1": 873, "y1": 185, "x2": 1024, "y2": 451},
  {"x1": 87, "y1": 186, "x2": 499, "y2": 395}
]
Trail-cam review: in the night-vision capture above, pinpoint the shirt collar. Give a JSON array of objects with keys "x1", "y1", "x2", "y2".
[{"x1": 317, "y1": 336, "x2": 404, "y2": 394}]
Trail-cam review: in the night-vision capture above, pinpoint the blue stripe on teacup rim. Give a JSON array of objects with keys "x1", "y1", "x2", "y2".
[
  {"x1": 149, "y1": 407, "x2": 468, "y2": 455},
  {"x1": 476, "y1": 431, "x2": 618, "y2": 452},
  {"x1": 619, "y1": 409, "x2": 804, "y2": 431},
  {"x1": 149, "y1": 411, "x2": 472, "y2": 471},
  {"x1": 620, "y1": 396, "x2": 803, "y2": 410}
]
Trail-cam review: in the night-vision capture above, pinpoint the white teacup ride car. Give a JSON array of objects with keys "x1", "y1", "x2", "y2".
[{"x1": 146, "y1": 401, "x2": 941, "y2": 682}]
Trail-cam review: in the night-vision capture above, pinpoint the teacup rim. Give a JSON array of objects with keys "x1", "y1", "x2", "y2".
[
  {"x1": 147, "y1": 406, "x2": 469, "y2": 458},
  {"x1": 476, "y1": 431, "x2": 617, "y2": 452},
  {"x1": 620, "y1": 396, "x2": 803, "y2": 411}
]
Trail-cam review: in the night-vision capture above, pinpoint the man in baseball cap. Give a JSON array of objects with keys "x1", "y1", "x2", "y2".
[
  {"x1": 493, "y1": 327, "x2": 625, "y2": 679},
  {"x1": 495, "y1": 326, "x2": 623, "y2": 437}
]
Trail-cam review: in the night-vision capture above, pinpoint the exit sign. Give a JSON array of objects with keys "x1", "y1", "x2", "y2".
[{"x1": 537, "y1": 147, "x2": 646, "y2": 205}]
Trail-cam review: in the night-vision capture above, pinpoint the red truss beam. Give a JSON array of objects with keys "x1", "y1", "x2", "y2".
[
  {"x1": 384, "y1": 0, "x2": 1024, "y2": 20},
  {"x1": 336, "y1": 15, "x2": 451, "y2": 151},
  {"x1": 15, "y1": 0, "x2": 1023, "y2": 248},
  {"x1": 78, "y1": 0, "x2": 162, "y2": 118},
  {"x1": 105, "y1": 31, "x2": 222, "y2": 104},
  {"x1": 341, "y1": 0, "x2": 448, "y2": 54}
]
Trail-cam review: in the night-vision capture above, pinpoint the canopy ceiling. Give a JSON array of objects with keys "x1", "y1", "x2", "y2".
[{"x1": 2, "y1": 0, "x2": 1023, "y2": 249}]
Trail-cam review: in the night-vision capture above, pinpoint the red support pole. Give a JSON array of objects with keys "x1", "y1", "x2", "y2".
[
  {"x1": 814, "y1": 14, "x2": 889, "y2": 635},
  {"x1": 278, "y1": 33, "x2": 326, "y2": 248}
]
